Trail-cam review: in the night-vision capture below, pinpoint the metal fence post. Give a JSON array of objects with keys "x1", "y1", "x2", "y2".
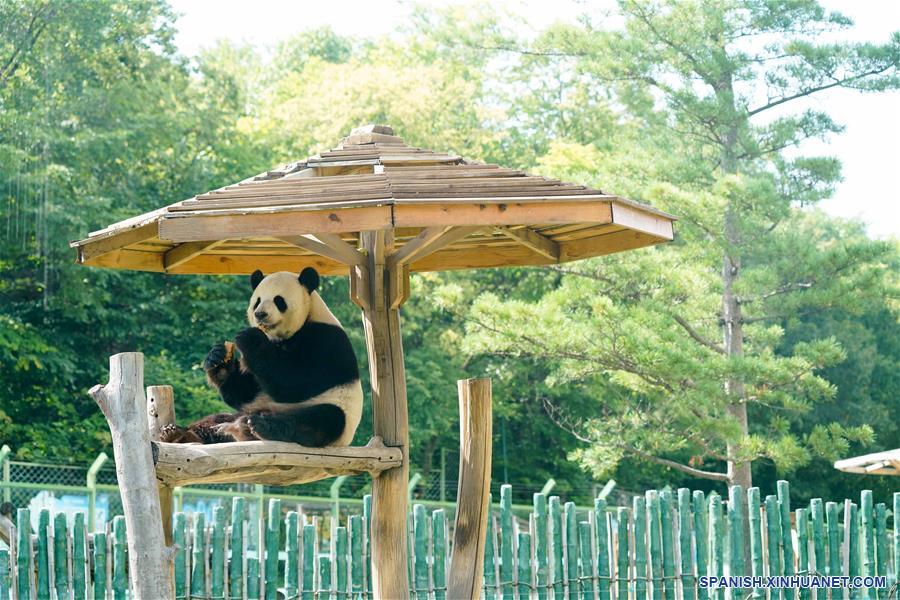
[
  {"x1": 0, "y1": 445, "x2": 10, "y2": 503},
  {"x1": 330, "y1": 475, "x2": 348, "y2": 520},
  {"x1": 87, "y1": 452, "x2": 109, "y2": 532}
]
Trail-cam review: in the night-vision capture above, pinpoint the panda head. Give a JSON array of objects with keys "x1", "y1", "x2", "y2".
[{"x1": 247, "y1": 267, "x2": 320, "y2": 341}]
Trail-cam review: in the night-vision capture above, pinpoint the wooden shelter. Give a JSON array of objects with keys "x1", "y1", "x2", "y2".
[
  {"x1": 72, "y1": 124, "x2": 675, "y2": 599},
  {"x1": 834, "y1": 449, "x2": 900, "y2": 476}
]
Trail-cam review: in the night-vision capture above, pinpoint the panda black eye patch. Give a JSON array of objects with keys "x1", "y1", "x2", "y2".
[
  {"x1": 253, "y1": 298, "x2": 261, "y2": 310},
  {"x1": 274, "y1": 295, "x2": 287, "y2": 312}
]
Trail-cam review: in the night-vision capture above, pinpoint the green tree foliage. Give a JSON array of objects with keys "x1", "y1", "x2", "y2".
[
  {"x1": 0, "y1": 0, "x2": 896, "y2": 505},
  {"x1": 450, "y1": 0, "x2": 899, "y2": 489}
]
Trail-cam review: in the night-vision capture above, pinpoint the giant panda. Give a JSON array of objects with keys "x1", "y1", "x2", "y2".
[{"x1": 160, "y1": 267, "x2": 363, "y2": 447}]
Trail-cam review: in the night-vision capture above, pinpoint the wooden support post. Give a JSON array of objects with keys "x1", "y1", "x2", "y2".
[
  {"x1": 90, "y1": 353, "x2": 174, "y2": 600},
  {"x1": 448, "y1": 378, "x2": 493, "y2": 599},
  {"x1": 147, "y1": 385, "x2": 175, "y2": 546},
  {"x1": 355, "y1": 230, "x2": 411, "y2": 600}
]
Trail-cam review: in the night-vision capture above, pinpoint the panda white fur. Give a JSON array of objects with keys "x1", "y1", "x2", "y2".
[{"x1": 161, "y1": 267, "x2": 363, "y2": 447}]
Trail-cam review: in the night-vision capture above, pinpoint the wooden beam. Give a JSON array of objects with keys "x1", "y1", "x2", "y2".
[
  {"x1": 77, "y1": 222, "x2": 158, "y2": 262},
  {"x1": 165, "y1": 253, "x2": 347, "y2": 276},
  {"x1": 393, "y1": 201, "x2": 614, "y2": 228},
  {"x1": 560, "y1": 230, "x2": 669, "y2": 262},
  {"x1": 386, "y1": 226, "x2": 481, "y2": 271},
  {"x1": 611, "y1": 202, "x2": 675, "y2": 240},
  {"x1": 153, "y1": 436, "x2": 402, "y2": 487},
  {"x1": 356, "y1": 230, "x2": 410, "y2": 600},
  {"x1": 163, "y1": 240, "x2": 223, "y2": 271},
  {"x1": 278, "y1": 234, "x2": 364, "y2": 266},
  {"x1": 496, "y1": 226, "x2": 560, "y2": 261},
  {"x1": 158, "y1": 206, "x2": 392, "y2": 242},
  {"x1": 447, "y1": 378, "x2": 493, "y2": 599}
]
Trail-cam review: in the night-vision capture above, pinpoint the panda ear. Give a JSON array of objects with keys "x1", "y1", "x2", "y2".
[
  {"x1": 250, "y1": 269, "x2": 265, "y2": 291},
  {"x1": 298, "y1": 267, "x2": 320, "y2": 293}
]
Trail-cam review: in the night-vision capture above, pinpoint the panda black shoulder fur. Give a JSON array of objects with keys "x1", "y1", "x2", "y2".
[{"x1": 161, "y1": 267, "x2": 363, "y2": 447}]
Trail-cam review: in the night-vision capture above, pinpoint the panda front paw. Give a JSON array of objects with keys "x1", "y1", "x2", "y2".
[
  {"x1": 204, "y1": 342, "x2": 236, "y2": 385},
  {"x1": 235, "y1": 327, "x2": 267, "y2": 354}
]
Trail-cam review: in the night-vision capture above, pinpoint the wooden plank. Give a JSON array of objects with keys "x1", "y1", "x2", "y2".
[
  {"x1": 634, "y1": 497, "x2": 648, "y2": 600},
  {"x1": 709, "y1": 495, "x2": 724, "y2": 600},
  {"x1": 113, "y1": 516, "x2": 127, "y2": 600},
  {"x1": 727, "y1": 486, "x2": 745, "y2": 600},
  {"x1": 301, "y1": 523, "x2": 316, "y2": 600},
  {"x1": 616, "y1": 507, "x2": 630, "y2": 600},
  {"x1": 76, "y1": 222, "x2": 158, "y2": 261},
  {"x1": 433, "y1": 509, "x2": 448, "y2": 600},
  {"x1": 92, "y1": 530, "x2": 106, "y2": 600},
  {"x1": 894, "y1": 494, "x2": 899, "y2": 592},
  {"x1": 660, "y1": 491, "x2": 676, "y2": 600},
  {"x1": 286, "y1": 512, "x2": 300, "y2": 600},
  {"x1": 678, "y1": 489, "x2": 696, "y2": 600},
  {"x1": 747, "y1": 488, "x2": 764, "y2": 600},
  {"x1": 874, "y1": 503, "x2": 887, "y2": 600},
  {"x1": 549, "y1": 497, "x2": 564, "y2": 600},
  {"x1": 278, "y1": 234, "x2": 364, "y2": 266},
  {"x1": 53, "y1": 513, "x2": 68, "y2": 600},
  {"x1": 414, "y1": 505, "x2": 429, "y2": 600},
  {"x1": 166, "y1": 253, "x2": 347, "y2": 276},
  {"x1": 264, "y1": 500, "x2": 280, "y2": 600},
  {"x1": 36, "y1": 510, "x2": 49, "y2": 600},
  {"x1": 861, "y1": 491, "x2": 875, "y2": 600},
  {"x1": 560, "y1": 230, "x2": 669, "y2": 262},
  {"x1": 777, "y1": 482, "x2": 794, "y2": 584},
  {"x1": 595, "y1": 498, "x2": 611, "y2": 600},
  {"x1": 82, "y1": 249, "x2": 165, "y2": 272},
  {"x1": 190, "y1": 513, "x2": 206, "y2": 600},
  {"x1": 534, "y1": 494, "x2": 550, "y2": 600},
  {"x1": 210, "y1": 507, "x2": 226, "y2": 600},
  {"x1": 484, "y1": 510, "x2": 498, "y2": 600},
  {"x1": 500, "y1": 486, "x2": 515, "y2": 600},
  {"x1": 163, "y1": 240, "x2": 224, "y2": 270},
  {"x1": 797, "y1": 508, "x2": 809, "y2": 600},
  {"x1": 519, "y1": 531, "x2": 534, "y2": 600},
  {"x1": 646, "y1": 491, "x2": 663, "y2": 600},
  {"x1": 497, "y1": 226, "x2": 560, "y2": 261},
  {"x1": 158, "y1": 205, "x2": 392, "y2": 242},
  {"x1": 565, "y1": 502, "x2": 579, "y2": 598},
  {"x1": 848, "y1": 502, "x2": 860, "y2": 600},
  {"x1": 447, "y1": 378, "x2": 493, "y2": 600},
  {"x1": 394, "y1": 200, "x2": 614, "y2": 228},
  {"x1": 765, "y1": 496, "x2": 782, "y2": 596},
  {"x1": 386, "y1": 226, "x2": 482, "y2": 270},
  {"x1": 810, "y1": 499, "x2": 825, "y2": 600},
  {"x1": 826, "y1": 502, "x2": 840, "y2": 577},
  {"x1": 335, "y1": 525, "x2": 348, "y2": 599},
  {"x1": 73, "y1": 514, "x2": 87, "y2": 600},
  {"x1": 611, "y1": 203, "x2": 675, "y2": 240},
  {"x1": 229, "y1": 499, "x2": 244, "y2": 600},
  {"x1": 693, "y1": 492, "x2": 708, "y2": 600}
]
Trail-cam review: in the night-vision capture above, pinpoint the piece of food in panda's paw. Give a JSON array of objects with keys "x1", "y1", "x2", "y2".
[
  {"x1": 234, "y1": 326, "x2": 267, "y2": 352},
  {"x1": 204, "y1": 342, "x2": 236, "y2": 385}
]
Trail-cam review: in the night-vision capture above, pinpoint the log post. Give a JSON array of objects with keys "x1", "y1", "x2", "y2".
[
  {"x1": 90, "y1": 353, "x2": 173, "y2": 600},
  {"x1": 354, "y1": 230, "x2": 411, "y2": 599},
  {"x1": 147, "y1": 385, "x2": 175, "y2": 546},
  {"x1": 448, "y1": 378, "x2": 493, "y2": 599}
]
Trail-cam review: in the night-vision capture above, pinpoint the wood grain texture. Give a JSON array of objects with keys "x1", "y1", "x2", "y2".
[
  {"x1": 448, "y1": 378, "x2": 493, "y2": 600},
  {"x1": 147, "y1": 385, "x2": 176, "y2": 547},
  {"x1": 357, "y1": 230, "x2": 411, "y2": 600},
  {"x1": 153, "y1": 436, "x2": 402, "y2": 487},
  {"x1": 90, "y1": 353, "x2": 174, "y2": 600}
]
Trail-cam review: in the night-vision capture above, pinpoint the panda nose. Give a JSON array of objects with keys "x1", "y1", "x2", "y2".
[{"x1": 254, "y1": 310, "x2": 268, "y2": 321}]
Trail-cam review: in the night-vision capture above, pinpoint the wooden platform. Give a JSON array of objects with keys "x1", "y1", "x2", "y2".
[{"x1": 152, "y1": 436, "x2": 403, "y2": 486}]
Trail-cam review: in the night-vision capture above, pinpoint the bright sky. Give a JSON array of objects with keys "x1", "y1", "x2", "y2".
[{"x1": 170, "y1": 0, "x2": 899, "y2": 238}]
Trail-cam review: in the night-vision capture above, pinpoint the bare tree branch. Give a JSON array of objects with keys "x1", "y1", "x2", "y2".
[
  {"x1": 672, "y1": 314, "x2": 726, "y2": 354},
  {"x1": 746, "y1": 65, "x2": 895, "y2": 117}
]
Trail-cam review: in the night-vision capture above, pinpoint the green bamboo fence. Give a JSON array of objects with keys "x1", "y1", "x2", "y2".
[{"x1": 0, "y1": 483, "x2": 896, "y2": 599}]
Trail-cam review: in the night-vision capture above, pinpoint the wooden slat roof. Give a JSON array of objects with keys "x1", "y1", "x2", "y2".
[
  {"x1": 834, "y1": 449, "x2": 900, "y2": 476},
  {"x1": 70, "y1": 125, "x2": 676, "y2": 275}
]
